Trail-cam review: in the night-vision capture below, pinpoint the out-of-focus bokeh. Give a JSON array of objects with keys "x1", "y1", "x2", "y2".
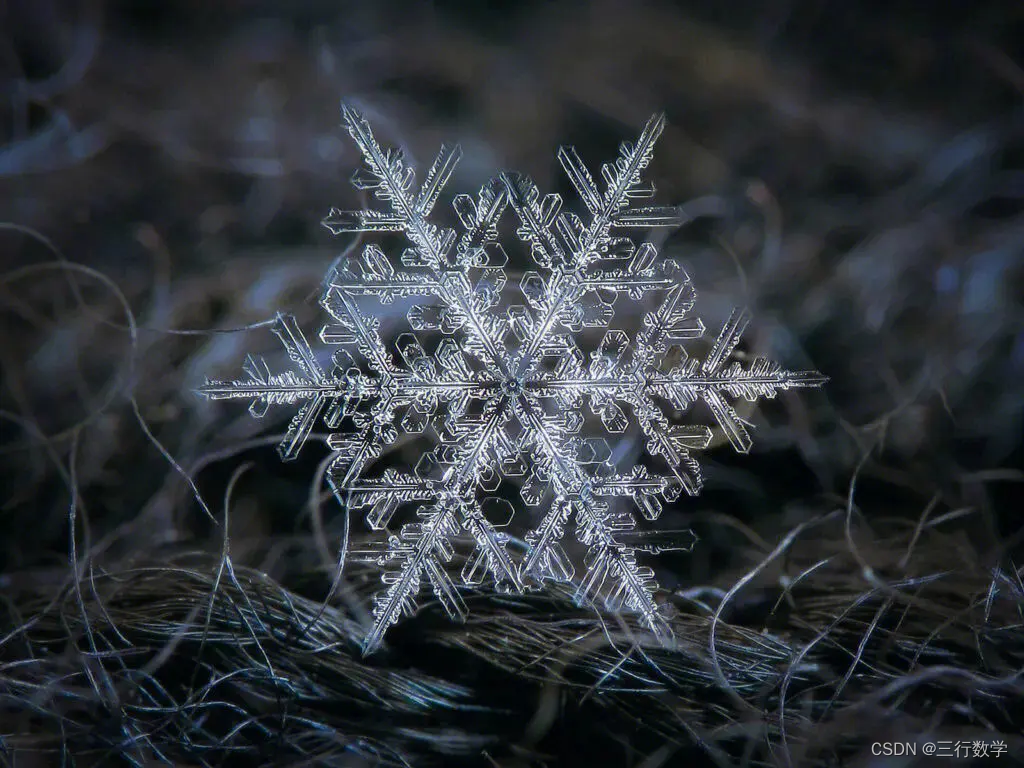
[{"x1": 1, "y1": 1, "x2": 1022, "y2": 766}]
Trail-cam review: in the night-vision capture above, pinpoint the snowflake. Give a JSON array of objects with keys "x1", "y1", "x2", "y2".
[{"x1": 198, "y1": 105, "x2": 827, "y2": 654}]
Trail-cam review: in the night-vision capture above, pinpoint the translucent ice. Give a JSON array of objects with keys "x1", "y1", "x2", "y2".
[{"x1": 199, "y1": 105, "x2": 826, "y2": 653}]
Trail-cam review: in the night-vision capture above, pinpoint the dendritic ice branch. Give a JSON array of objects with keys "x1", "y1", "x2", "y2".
[{"x1": 198, "y1": 104, "x2": 827, "y2": 654}]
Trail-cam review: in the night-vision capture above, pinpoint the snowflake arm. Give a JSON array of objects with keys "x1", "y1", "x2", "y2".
[
  {"x1": 652, "y1": 308, "x2": 829, "y2": 454},
  {"x1": 322, "y1": 106, "x2": 511, "y2": 375},
  {"x1": 354, "y1": 498, "x2": 466, "y2": 655},
  {"x1": 351, "y1": 397, "x2": 517, "y2": 655},
  {"x1": 511, "y1": 115, "x2": 687, "y2": 380},
  {"x1": 562, "y1": 112, "x2": 681, "y2": 267},
  {"x1": 197, "y1": 313, "x2": 369, "y2": 461},
  {"x1": 321, "y1": 105, "x2": 457, "y2": 268},
  {"x1": 511, "y1": 396, "x2": 670, "y2": 638}
]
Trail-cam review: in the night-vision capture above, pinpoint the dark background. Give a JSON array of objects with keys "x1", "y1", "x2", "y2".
[{"x1": 1, "y1": 1, "x2": 1022, "y2": 766}]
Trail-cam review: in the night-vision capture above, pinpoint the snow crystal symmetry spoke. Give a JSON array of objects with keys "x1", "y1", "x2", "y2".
[{"x1": 197, "y1": 104, "x2": 827, "y2": 654}]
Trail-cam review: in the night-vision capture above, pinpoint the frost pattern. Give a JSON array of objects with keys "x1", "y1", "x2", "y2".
[{"x1": 199, "y1": 105, "x2": 827, "y2": 654}]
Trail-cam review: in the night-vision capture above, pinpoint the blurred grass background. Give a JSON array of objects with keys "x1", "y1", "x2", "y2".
[{"x1": 1, "y1": 1, "x2": 1022, "y2": 766}]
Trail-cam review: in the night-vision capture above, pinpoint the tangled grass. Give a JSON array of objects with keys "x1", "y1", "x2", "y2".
[{"x1": 2, "y1": 512, "x2": 1022, "y2": 766}]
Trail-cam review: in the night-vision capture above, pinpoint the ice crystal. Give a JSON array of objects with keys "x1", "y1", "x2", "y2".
[{"x1": 198, "y1": 105, "x2": 827, "y2": 654}]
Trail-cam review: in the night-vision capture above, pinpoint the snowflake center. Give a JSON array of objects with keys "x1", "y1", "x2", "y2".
[{"x1": 501, "y1": 377, "x2": 524, "y2": 396}]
